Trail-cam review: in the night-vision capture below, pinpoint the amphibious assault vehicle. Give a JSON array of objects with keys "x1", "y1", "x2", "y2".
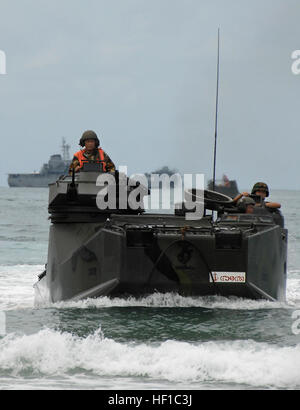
[{"x1": 34, "y1": 166, "x2": 287, "y2": 304}]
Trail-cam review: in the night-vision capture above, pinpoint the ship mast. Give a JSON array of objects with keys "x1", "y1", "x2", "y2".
[{"x1": 62, "y1": 138, "x2": 70, "y2": 161}]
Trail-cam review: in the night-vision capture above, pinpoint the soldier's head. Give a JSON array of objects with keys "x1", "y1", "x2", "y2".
[
  {"x1": 251, "y1": 182, "x2": 269, "y2": 198},
  {"x1": 79, "y1": 130, "x2": 100, "y2": 151},
  {"x1": 237, "y1": 197, "x2": 256, "y2": 214}
]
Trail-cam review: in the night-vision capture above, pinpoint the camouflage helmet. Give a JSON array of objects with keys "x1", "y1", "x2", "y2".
[
  {"x1": 79, "y1": 130, "x2": 100, "y2": 147},
  {"x1": 237, "y1": 197, "x2": 256, "y2": 212},
  {"x1": 251, "y1": 182, "x2": 269, "y2": 197}
]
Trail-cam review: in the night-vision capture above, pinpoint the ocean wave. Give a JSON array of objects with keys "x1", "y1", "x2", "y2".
[
  {"x1": 0, "y1": 328, "x2": 299, "y2": 389},
  {"x1": 0, "y1": 236, "x2": 41, "y2": 242}
]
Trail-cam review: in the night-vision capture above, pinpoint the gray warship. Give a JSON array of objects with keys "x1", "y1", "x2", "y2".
[
  {"x1": 145, "y1": 166, "x2": 181, "y2": 188},
  {"x1": 34, "y1": 164, "x2": 287, "y2": 304},
  {"x1": 8, "y1": 139, "x2": 71, "y2": 188}
]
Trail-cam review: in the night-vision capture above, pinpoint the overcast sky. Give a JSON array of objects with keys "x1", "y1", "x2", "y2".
[{"x1": 0, "y1": 0, "x2": 299, "y2": 190}]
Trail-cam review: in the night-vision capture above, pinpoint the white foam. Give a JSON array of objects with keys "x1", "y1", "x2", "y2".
[
  {"x1": 51, "y1": 271, "x2": 300, "y2": 310},
  {"x1": 1, "y1": 265, "x2": 300, "y2": 311},
  {"x1": 287, "y1": 277, "x2": 300, "y2": 307},
  {"x1": 0, "y1": 328, "x2": 299, "y2": 389},
  {"x1": 51, "y1": 293, "x2": 287, "y2": 310},
  {"x1": 0, "y1": 265, "x2": 43, "y2": 311}
]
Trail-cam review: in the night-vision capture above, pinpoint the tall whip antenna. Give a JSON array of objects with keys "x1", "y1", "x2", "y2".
[{"x1": 212, "y1": 28, "x2": 220, "y2": 192}]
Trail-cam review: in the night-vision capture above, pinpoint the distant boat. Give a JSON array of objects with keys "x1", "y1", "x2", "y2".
[
  {"x1": 207, "y1": 174, "x2": 239, "y2": 198},
  {"x1": 145, "y1": 166, "x2": 181, "y2": 188},
  {"x1": 8, "y1": 139, "x2": 71, "y2": 188}
]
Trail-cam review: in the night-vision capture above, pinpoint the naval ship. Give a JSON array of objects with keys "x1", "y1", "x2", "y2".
[
  {"x1": 8, "y1": 139, "x2": 71, "y2": 188},
  {"x1": 144, "y1": 166, "x2": 181, "y2": 188}
]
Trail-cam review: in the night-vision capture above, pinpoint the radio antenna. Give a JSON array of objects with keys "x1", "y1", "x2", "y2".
[{"x1": 212, "y1": 28, "x2": 220, "y2": 192}]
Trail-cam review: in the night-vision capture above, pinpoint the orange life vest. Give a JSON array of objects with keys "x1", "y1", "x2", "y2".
[{"x1": 74, "y1": 148, "x2": 107, "y2": 171}]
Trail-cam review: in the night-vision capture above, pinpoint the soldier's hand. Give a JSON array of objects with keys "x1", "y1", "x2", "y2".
[{"x1": 242, "y1": 192, "x2": 250, "y2": 197}]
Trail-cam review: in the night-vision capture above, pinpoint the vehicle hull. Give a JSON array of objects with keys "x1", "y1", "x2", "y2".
[{"x1": 34, "y1": 214, "x2": 287, "y2": 303}]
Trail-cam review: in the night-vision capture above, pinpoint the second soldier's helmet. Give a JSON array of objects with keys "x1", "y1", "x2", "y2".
[
  {"x1": 79, "y1": 130, "x2": 100, "y2": 147},
  {"x1": 251, "y1": 182, "x2": 269, "y2": 197},
  {"x1": 237, "y1": 197, "x2": 256, "y2": 212}
]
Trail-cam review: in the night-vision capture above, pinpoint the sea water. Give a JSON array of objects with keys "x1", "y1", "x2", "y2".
[{"x1": 0, "y1": 187, "x2": 299, "y2": 390}]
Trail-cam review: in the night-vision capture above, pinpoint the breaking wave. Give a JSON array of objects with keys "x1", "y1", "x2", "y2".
[{"x1": 0, "y1": 327, "x2": 299, "y2": 389}]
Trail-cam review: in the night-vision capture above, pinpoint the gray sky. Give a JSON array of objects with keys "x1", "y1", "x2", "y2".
[{"x1": 0, "y1": 0, "x2": 299, "y2": 190}]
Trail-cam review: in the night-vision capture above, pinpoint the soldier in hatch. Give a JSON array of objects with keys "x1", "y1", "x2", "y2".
[
  {"x1": 69, "y1": 130, "x2": 115, "y2": 174},
  {"x1": 233, "y1": 182, "x2": 281, "y2": 209},
  {"x1": 237, "y1": 197, "x2": 256, "y2": 214}
]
